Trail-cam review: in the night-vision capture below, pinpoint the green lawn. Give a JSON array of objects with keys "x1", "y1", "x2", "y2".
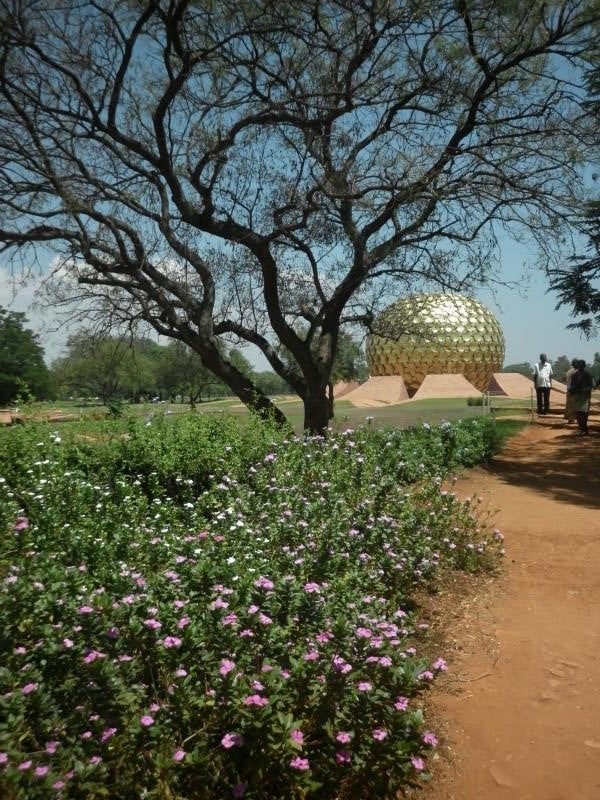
[{"x1": 10, "y1": 393, "x2": 534, "y2": 437}]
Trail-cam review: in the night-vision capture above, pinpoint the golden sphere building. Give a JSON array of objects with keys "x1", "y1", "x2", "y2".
[{"x1": 366, "y1": 293, "x2": 505, "y2": 396}]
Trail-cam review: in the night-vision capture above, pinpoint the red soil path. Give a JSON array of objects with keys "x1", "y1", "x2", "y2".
[{"x1": 420, "y1": 417, "x2": 600, "y2": 800}]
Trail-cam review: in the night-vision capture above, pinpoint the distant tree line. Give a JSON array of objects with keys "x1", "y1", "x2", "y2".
[
  {"x1": 0, "y1": 306, "x2": 369, "y2": 407},
  {"x1": 50, "y1": 334, "x2": 298, "y2": 406}
]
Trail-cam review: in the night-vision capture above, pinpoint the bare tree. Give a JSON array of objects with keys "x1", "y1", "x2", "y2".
[{"x1": 0, "y1": 0, "x2": 598, "y2": 432}]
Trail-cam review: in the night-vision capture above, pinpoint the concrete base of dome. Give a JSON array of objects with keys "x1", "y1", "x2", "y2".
[
  {"x1": 342, "y1": 376, "x2": 409, "y2": 407},
  {"x1": 489, "y1": 373, "x2": 567, "y2": 407},
  {"x1": 332, "y1": 380, "x2": 360, "y2": 398},
  {"x1": 412, "y1": 374, "x2": 480, "y2": 399}
]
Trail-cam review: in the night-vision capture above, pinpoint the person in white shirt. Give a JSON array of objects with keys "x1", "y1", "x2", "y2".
[{"x1": 532, "y1": 353, "x2": 553, "y2": 415}]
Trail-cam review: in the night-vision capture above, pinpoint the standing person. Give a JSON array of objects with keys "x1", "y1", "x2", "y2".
[
  {"x1": 563, "y1": 358, "x2": 578, "y2": 423},
  {"x1": 568, "y1": 360, "x2": 593, "y2": 435},
  {"x1": 532, "y1": 353, "x2": 553, "y2": 415}
]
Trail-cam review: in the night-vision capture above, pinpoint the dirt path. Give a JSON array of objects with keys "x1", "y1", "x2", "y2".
[{"x1": 421, "y1": 418, "x2": 600, "y2": 800}]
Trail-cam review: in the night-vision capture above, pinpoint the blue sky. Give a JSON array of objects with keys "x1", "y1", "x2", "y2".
[{"x1": 1, "y1": 241, "x2": 598, "y2": 370}]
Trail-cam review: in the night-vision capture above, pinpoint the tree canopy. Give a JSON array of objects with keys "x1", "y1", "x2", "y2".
[
  {"x1": 548, "y1": 63, "x2": 600, "y2": 336},
  {"x1": 549, "y1": 201, "x2": 600, "y2": 337},
  {"x1": 0, "y1": 307, "x2": 50, "y2": 404},
  {"x1": 0, "y1": 0, "x2": 598, "y2": 431},
  {"x1": 52, "y1": 332, "x2": 163, "y2": 403}
]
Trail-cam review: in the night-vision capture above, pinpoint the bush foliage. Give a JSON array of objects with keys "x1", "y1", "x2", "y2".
[{"x1": 0, "y1": 414, "x2": 505, "y2": 799}]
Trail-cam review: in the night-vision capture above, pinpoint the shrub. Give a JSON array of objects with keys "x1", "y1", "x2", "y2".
[{"x1": 0, "y1": 416, "x2": 503, "y2": 799}]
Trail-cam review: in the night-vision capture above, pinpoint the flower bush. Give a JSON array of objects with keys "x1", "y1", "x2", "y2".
[{"x1": 0, "y1": 415, "x2": 503, "y2": 799}]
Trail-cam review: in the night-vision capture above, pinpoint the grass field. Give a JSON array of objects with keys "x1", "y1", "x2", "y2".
[{"x1": 7, "y1": 394, "x2": 534, "y2": 435}]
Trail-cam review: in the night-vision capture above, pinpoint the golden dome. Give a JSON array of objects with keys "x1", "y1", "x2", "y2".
[{"x1": 366, "y1": 293, "x2": 505, "y2": 395}]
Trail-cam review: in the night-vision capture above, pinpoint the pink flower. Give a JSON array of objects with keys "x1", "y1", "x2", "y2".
[
  {"x1": 336, "y1": 750, "x2": 351, "y2": 764},
  {"x1": 0, "y1": 753, "x2": 8, "y2": 765},
  {"x1": 62, "y1": 638, "x2": 74, "y2": 649},
  {"x1": 45, "y1": 741, "x2": 59, "y2": 754},
  {"x1": 357, "y1": 681, "x2": 372, "y2": 692},
  {"x1": 173, "y1": 749, "x2": 186, "y2": 762},
  {"x1": 372, "y1": 728, "x2": 388, "y2": 741},
  {"x1": 289, "y1": 756, "x2": 310, "y2": 771},
  {"x1": 177, "y1": 617, "x2": 190, "y2": 629},
  {"x1": 332, "y1": 655, "x2": 352, "y2": 673},
  {"x1": 254, "y1": 577, "x2": 275, "y2": 590},
  {"x1": 101, "y1": 727, "x2": 117, "y2": 743},
  {"x1": 411, "y1": 756, "x2": 425, "y2": 771},
  {"x1": 258, "y1": 613, "x2": 273, "y2": 625},
  {"x1": 336, "y1": 731, "x2": 351, "y2": 744},
  {"x1": 143, "y1": 618, "x2": 162, "y2": 630},
  {"x1": 163, "y1": 636, "x2": 182, "y2": 649},
  {"x1": 52, "y1": 781, "x2": 66, "y2": 790},
  {"x1": 221, "y1": 732, "x2": 244, "y2": 749},
  {"x1": 13, "y1": 516, "x2": 29, "y2": 531},
  {"x1": 290, "y1": 729, "x2": 304, "y2": 745},
  {"x1": 174, "y1": 668, "x2": 187, "y2": 678},
  {"x1": 219, "y1": 659, "x2": 236, "y2": 676},
  {"x1": 18, "y1": 760, "x2": 32, "y2": 771},
  {"x1": 81, "y1": 731, "x2": 93, "y2": 741},
  {"x1": 355, "y1": 627, "x2": 372, "y2": 638},
  {"x1": 89, "y1": 755, "x2": 102, "y2": 765},
  {"x1": 422, "y1": 731, "x2": 438, "y2": 747},
  {"x1": 243, "y1": 694, "x2": 269, "y2": 707},
  {"x1": 233, "y1": 782, "x2": 248, "y2": 798},
  {"x1": 77, "y1": 605, "x2": 94, "y2": 614},
  {"x1": 83, "y1": 650, "x2": 106, "y2": 664},
  {"x1": 316, "y1": 631, "x2": 333, "y2": 644},
  {"x1": 21, "y1": 682, "x2": 38, "y2": 695},
  {"x1": 394, "y1": 696, "x2": 409, "y2": 711},
  {"x1": 35, "y1": 765, "x2": 50, "y2": 778},
  {"x1": 433, "y1": 657, "x2": 448, "y2": 672},
  {"x1": 304, "y1": 582, "x2": 321, "y2": 593},
  {"x1": 222, "y1": 612, "x2": 239, "y2": 626},
  {"x1": 304, "y1": 650, "x2": 319, "y2": 661},
  {"x1": 140, "y1": 715, "x2": 155, "y2": 727}
]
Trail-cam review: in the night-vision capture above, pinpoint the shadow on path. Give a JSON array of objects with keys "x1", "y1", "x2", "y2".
[{"x1": 482, "y1": 421, "x2": 600, "y2": 510}]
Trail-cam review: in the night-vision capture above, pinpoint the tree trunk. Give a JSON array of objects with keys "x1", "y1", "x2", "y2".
[
  {"x1": 303, "y1": 388, "x2": 331, "y2": 435},
  {"x1": 190, "y1": 340, "x2": 289, "y2": 430},
  {"x1": 327, "y1": 382, "x2": 335, "y2": 420}
]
